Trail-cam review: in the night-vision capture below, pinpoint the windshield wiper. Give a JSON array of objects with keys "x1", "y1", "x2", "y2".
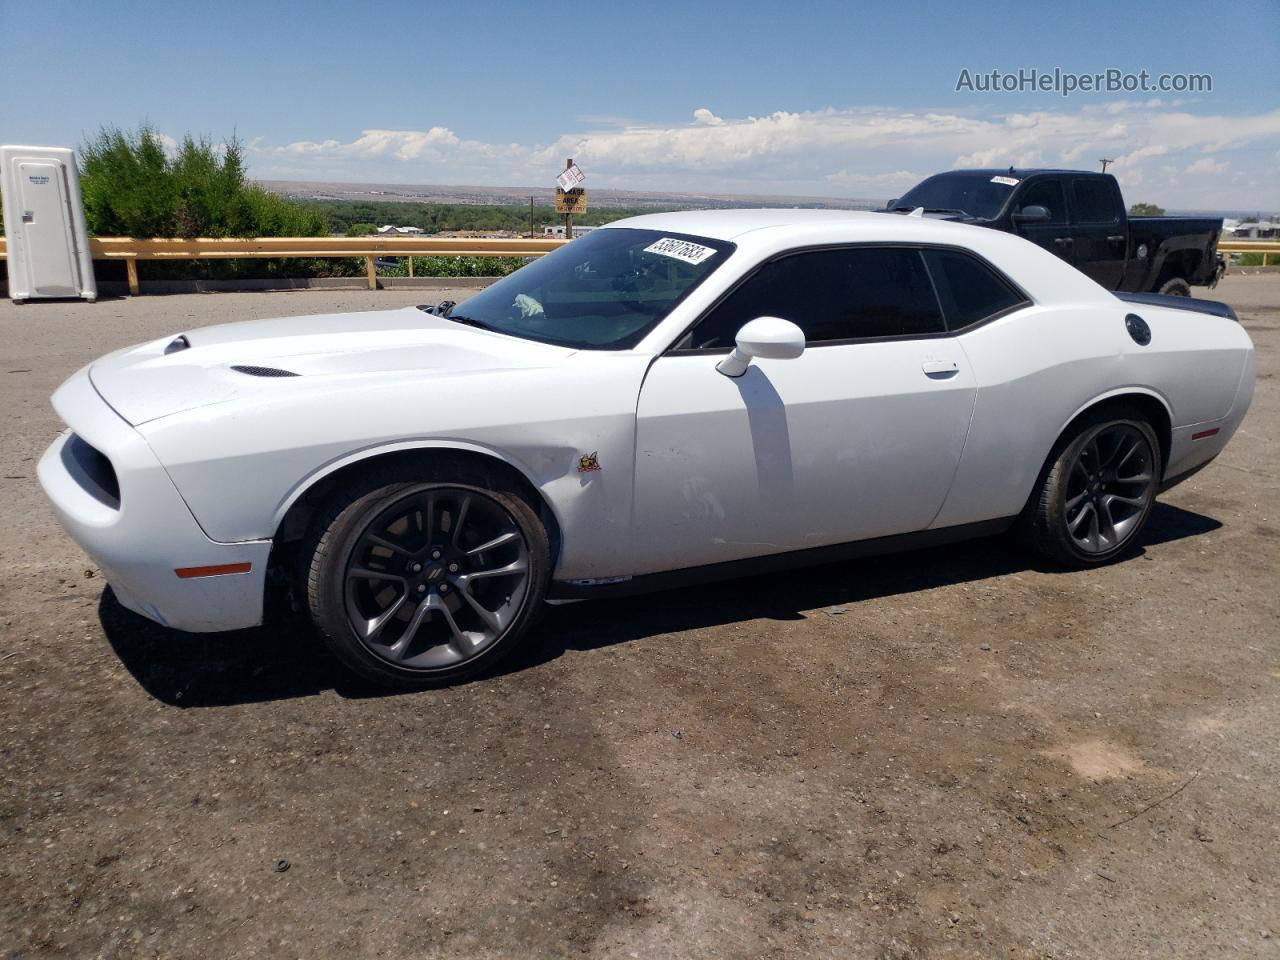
[
  {"x1": 446, "y1": 313, "x2": 499, "y2": 333},
  {"x1": 890, "y1": 205, "x2": 971, "y2": 217}
]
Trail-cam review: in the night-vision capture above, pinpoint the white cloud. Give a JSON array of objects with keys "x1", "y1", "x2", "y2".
[
  {"x1": 1185, "y1": 156, "x2": 1228, "y2": 175},
  {"x1": 244, "y1": 102, "x2": 1280, "y2": 208}
]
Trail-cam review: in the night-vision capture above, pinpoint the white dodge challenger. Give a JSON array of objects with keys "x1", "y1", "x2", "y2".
[{"x1": 40, "y1": 210, "x2": 1255, "y2": 688}]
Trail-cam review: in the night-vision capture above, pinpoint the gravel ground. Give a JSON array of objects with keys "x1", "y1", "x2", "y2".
[{"x1": 1, "y1": 278, "x2": 1277, "y2": 959}]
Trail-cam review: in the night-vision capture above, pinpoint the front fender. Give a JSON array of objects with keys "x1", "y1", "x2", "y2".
[{"x1": 269, "y1": 436, "x2": 567, "y2": 548}]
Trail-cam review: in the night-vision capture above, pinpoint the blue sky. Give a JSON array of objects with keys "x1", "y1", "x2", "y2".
[{"x1": 3, "y1": 0, "x2": 1277, "y2": 208}]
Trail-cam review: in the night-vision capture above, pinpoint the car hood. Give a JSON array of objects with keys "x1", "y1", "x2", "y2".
[{"x1": 88, "y1": 306, "x2": 578, "y2": 425}]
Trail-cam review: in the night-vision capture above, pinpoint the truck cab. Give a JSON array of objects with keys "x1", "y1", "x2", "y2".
[{"x1": 887, "y1": 170, "x2": 1223, "y2": 295}]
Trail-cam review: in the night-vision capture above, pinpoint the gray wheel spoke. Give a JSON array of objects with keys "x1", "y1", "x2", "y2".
[
  {"x1": 1098, "y1": 498, "x2": 1119, "y2": 543},
  {"x1": 1114, "y1": 471, "x2": 1152, "y2": 486},
  {"x1": 349, "y1": 566, "x2": 405, "y2": 584},
  {"x1": 456, "y1": 579, "x2": 503, "y2": 633},
  {"x1": 1065, "y1": 489, "x2": 1089, "y2": 512},
  {"x1": 1104, "y1": 491, "x2": 1145, "y2": 509},
  {"x1": 385, "y1": 600, "x2": 431, "y2": 660},
  {"x1": 416, "y1": 494, "x2": 436, "y2": 545},
  {"x1": 1114, "y1": 437, "x2": 1141, "y2": 472},
  {"x1": 466, "y1": 558, "x2": 528, "y2": 581},
  {"x1": 466, "y1": 531, "x2": 519, "y2": 557},
  {"x1": 364, "y1": 594, "x2": 407, "y2": 643},
  {"x1": 450, "y1": 495, "x2": 472, "y2": 550},
  {"x1": 1087, "y1": 509, "x2": 1102, "y2": 551},
  {"x1": 427, "y1": 593, "x2": 473, "y2": 656},
  {"x1": 1068, "y1": 500, "x2": 1095, "y2": 534}
]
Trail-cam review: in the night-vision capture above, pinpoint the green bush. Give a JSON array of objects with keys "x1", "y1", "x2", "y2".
[
  {"x1": 1236, "y1": 253, "x2": 1274, "y2": 267},
  {"x1": 377, "y1": 256, "x2": 528, "y2": 278},
  {"x1": 79, "y1": 125, "x2": 328, "y2": 240}
]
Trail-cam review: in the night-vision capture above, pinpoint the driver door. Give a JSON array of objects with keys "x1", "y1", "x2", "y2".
[{"x1": 630, "y1": 246, "x2": 976, "y2": 576}]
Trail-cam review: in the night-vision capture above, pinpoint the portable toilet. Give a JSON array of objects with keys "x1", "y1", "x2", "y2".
[{"x1": 1, "y1": 146, "x2": 97, "y2": 302}]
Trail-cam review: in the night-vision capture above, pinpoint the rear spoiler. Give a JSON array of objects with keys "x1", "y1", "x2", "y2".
[{"x1": 1114, "y1": 291, "x2": 1238, "y2": 322}]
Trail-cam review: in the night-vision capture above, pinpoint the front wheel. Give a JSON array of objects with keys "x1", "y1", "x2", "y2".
[
  {"x1": 304, "y1": 475, "x2": 550, "y2": 689},
  {"x1": 1157, "y1": 276, "x2": 1191, "y2": 297},
  {"x1": 1022, "y1": 411, "x2": 1161, "y2": 568}
]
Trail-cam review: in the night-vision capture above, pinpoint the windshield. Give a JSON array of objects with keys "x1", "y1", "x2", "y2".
[
  {"x1": 893, "y1": 173, "x2": 1018, "y2": 220},
  {"x1": 441, "y1": 228, "x2": 734, "y2": 349}
]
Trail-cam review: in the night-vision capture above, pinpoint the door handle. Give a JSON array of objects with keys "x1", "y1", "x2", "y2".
[
  {"x1": 1106, "y1": 235, "x2": 1125, "y2": 243},
  {"x1": 1053, "y1": 237, "x2": 1073, "y2": 247},
  {"x1": 922, "y1": 359, "x2": 959, "y2": 379}
]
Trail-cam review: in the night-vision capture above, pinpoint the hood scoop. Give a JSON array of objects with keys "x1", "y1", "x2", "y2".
[{"x1": 230, "y1": 364, "x2": 300, "y2": 378}]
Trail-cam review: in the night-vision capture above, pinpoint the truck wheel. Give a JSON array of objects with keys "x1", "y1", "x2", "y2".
[{"x1": 1157, "y1": 277, "x2": 1191, "y2": 297}]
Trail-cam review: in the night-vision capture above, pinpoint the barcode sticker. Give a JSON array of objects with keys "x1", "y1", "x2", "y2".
[
  {"x1": 990, "y1": 175, "x2": 1020, "y2": 186},
  {"x1": 643, "y1": 237, "x2": 718, "y2": 265}
]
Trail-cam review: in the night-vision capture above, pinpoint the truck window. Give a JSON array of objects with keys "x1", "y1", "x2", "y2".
[
  {"x1": 1072, "y1": 179, "x2": 1121, "y2": 224},
  {"x1": 1018, "y1": 180, "x2": 1068, "y2": 224}
]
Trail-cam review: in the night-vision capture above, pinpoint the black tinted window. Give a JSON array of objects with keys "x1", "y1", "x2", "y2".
[
  {"x1": 1018, "y1": 180, "x2": 1067, "y2": 224},
  {"x1": 687, "y1": 247, "x2": 944, "y2": 349},
  {"x1": 924, "y1": 249, "x2": 1027, "y2": 329},
  {"x1": 1072, "y1": 179, "x2": 1119, "y2": 223}
]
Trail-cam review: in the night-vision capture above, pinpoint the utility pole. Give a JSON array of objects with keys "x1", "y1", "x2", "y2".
[
  {"x1": 528, "y1": 196, "x2": 535, "y2": 239},
  {"x1": 564, "y1": 158, "x2": 574, "y2": 240},
  {"x1": 1099, "y1": 158, "x2": 1114, "y2": 173}
]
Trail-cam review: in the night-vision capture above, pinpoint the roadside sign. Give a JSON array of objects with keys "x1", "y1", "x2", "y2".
[
  {"x1": 556, "y1": 162, "x2": 585, "y2": 192},
  {"x1": 555, "y1": 187, "x2": 587, "y2": 214}
]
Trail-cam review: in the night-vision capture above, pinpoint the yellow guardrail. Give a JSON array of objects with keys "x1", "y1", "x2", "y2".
[
  {"x1": 1218, "y1": 239, "x2": 1280, "y2": 266},
  {"x1": 1, "y1": 236, "x2": 1276, "y2": 295},
  {"x1": 0, "y1": 235, "x2": 569, "y2": 293}
]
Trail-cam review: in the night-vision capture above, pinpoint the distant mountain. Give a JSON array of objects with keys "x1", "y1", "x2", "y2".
[{"x1": 257, "y1": 179, "x2": 883, "y2": 211}]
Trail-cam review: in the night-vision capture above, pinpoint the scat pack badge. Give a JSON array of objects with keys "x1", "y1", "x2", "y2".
[{"x1": 577, "y1": 451, "x2": 601, "y2": 473}]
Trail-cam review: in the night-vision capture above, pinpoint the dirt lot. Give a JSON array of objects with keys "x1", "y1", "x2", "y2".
[{"x1": 1, "y1": 278, "x2": 1277, "y2": 959}]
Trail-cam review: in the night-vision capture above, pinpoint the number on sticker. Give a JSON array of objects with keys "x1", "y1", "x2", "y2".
[{"x1": 643, "y1": 238, "x2": 717, "y2": 265}]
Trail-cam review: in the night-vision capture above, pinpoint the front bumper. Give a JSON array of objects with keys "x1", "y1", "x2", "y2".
[{"x1": 38, "y1": 368, "x2": 271, "y2": 633}]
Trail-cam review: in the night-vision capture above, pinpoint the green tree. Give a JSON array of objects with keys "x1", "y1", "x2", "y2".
[{"x1": 1129, "y1": 202, "x2": 1165, "y2": 216}]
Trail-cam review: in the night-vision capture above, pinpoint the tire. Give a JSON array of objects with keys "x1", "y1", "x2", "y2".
[
  {"x1": 1157, "y1": 276, "x2": 1191, "y2": 297},
  {"x1": 1021, "y1": 407, "x2": 1161, "y2": 568},
  {"x1": 302, "y1": 467, "x2": 550, "y2": 689}
]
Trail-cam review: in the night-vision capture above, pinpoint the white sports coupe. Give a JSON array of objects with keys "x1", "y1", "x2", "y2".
[{"x1": 40, "y1": 210, "x2": 1255, "y2": 688}]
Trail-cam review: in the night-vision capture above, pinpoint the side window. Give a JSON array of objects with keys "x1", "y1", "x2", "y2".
[
  {"x1": 1017, "y1": 179, "x2": 1067, "y2": 224},
  {"x1": 686, "y1": 247, "x2": 944, "y2": 349},
  {"x1": 923, "y1": 249, "x2": 1028, "y2": 330},
  {"x1": 1072, "y1": 178, "x2": 1120, "y2": 223}
]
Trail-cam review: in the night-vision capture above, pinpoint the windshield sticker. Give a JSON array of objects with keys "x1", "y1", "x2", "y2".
[
  {"x1": 644, "y1": 237, "x2": 718, "y2": 265},
  {"x1": 990, "y1": 175, "x2": 1020, "y2": 187}
]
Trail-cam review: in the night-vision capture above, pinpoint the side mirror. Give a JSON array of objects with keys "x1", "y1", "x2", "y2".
[
  {"x1": 885, "y1": 198, "x2": 900, "y2": 210},
  {"x1": 1013, "y1": 204, "x2": 1051, "y2": 224},
  {"x1": 715, "y1": 317, "x2": 805, "y2": 378}
]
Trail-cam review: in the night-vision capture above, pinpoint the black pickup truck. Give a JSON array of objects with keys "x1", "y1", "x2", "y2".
[{"x1": 886, "y1": 170, "x2": 1223, "y2": 296}]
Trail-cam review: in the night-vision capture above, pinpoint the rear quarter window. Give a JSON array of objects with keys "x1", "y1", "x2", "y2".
[{"x1": 923, "y1": 249, "x2": 1029, "y2": 330}]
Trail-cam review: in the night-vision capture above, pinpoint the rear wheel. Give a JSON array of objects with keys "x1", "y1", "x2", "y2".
[
  {"x1": 1157, "y1": 276, "x2": 1191, "y2": 297},
  {"x1": 1023, "y1": 410, "x2": 1161, "y2": 568},
  {"x1": 304, "y1": 472, "x2": 549, "y2": 689}
]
